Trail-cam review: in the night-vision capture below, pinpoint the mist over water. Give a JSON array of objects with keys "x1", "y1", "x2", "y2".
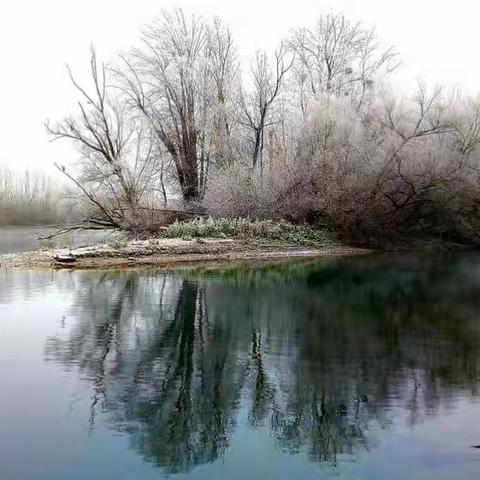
[{"x1": 1, "y1": 254, "x2": 480, "y2": 479}]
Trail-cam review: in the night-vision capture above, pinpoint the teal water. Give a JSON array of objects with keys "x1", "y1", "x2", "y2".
[{"x1": 1, "y1": 254, "x2": 480, "y2": 479}]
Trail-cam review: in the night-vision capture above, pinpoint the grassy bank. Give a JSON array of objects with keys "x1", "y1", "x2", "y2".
[
  {"x1": 157, "y1": 218, "x2": 335, "y2": 245},
  {"x1": 0, "y1": 219, "x2": 370, "y2": 269}
]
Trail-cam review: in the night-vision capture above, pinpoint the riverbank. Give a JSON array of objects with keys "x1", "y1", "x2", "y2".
[{"x1": 0, "y1": 237, "x2": 370, "y2": 269}]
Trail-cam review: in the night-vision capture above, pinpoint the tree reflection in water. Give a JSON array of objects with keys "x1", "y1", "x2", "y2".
[{"x1": 45, "y1": 254, "x2": 480, "y2": 473}]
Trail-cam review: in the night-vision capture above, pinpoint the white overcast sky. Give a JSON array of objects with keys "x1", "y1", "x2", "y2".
[{"x1": 0, "y1": 0, "x2": 479, "y2": 175}]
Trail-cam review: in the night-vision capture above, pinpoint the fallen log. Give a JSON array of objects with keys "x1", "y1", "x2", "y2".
[{"x1": 53, "y1": 254, "x2": 77, "y2": 263}]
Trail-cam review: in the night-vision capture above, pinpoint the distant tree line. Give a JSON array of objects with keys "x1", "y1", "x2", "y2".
[
  {"x1": 0, "y1": 166, "x2": 64, "y2": 225},
  {"x1": 47, "y1": 10, "x2": 480, "y2": 245}
]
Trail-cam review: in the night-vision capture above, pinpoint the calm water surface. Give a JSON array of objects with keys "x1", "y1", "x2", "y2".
[
  {"x1": 1, "y1": 254, "x2": 480, "y2": 479},
  {"x1": 0, "y1": 226, "x2": 123, "y2": 254}
]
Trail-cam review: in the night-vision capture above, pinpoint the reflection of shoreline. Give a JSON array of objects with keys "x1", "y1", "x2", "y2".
[{"x1": 43, "y1": 254, "x2": 480, "y2": 474}]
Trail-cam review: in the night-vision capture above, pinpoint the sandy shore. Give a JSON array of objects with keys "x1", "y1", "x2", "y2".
[{"x1": 0, "y1": 237, "x2": 370, "y2": 270}]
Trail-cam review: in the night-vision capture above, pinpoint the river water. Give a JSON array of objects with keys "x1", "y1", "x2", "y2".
[
  {"x1": 1, "y1": 254, "x2": 480, "y2": 479},
  {"x1": 0, "y1": 226, "x2": 123, "y2": 254}
]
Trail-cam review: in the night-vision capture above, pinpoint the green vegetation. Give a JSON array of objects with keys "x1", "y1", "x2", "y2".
[{"x1": 158, "y1": 218, "x2": 335, "y2": 246}]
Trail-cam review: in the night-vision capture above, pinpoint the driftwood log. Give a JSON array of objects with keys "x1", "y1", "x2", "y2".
[{"x1": 53, "y1": 254, "x2": 77, "y2": 263}]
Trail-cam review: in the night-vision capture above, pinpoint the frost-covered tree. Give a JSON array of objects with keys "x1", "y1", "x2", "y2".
[
  {"x1": 287, "y1": 13, "x2": 399, "y2": 114},
  {"x1": 120, "y1": 9, "x2": 238, "y2": 204},
  {"x1": 47, "y1": 48, "x2": 164, "y2": 232},
  {"x1": 239, "y1": 45, "x2": 293, "y2": 171}
]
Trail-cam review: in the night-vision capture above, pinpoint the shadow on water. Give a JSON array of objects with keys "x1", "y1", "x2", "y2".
[{"x1": 43, "y1": 253, "x2": 480, "y2": 474}]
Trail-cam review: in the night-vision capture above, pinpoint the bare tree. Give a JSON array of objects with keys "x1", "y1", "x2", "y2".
[
  {"x1": 450, "y1": 95, "x2": 480, "y2": 156},
  {"x1": 372, "y1": 85, "x2": 454, "y2": 212},
  {"x1": 118, "y1": 9, "x2": 238, "y2": 204},
  {"x1": 206, "y1": 17, "x2": 239, "y2": 167},
  {"x1": 288, "y1": 13, "x2": 399, "y2": 114},
  {"x1": 239, "y1": 45, "x2": 293, "y2": 171},
  {"x1": 47, "y1": 48, "x2": 164, "y2": 232}
]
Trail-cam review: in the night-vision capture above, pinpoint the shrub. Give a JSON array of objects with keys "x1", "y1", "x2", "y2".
[
  {"x1": 204, "y1": 162, "x2": 315, "y2": 222},
  {"x1": 159, "y1": 218, "x2": 333, "y2": 245}
]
